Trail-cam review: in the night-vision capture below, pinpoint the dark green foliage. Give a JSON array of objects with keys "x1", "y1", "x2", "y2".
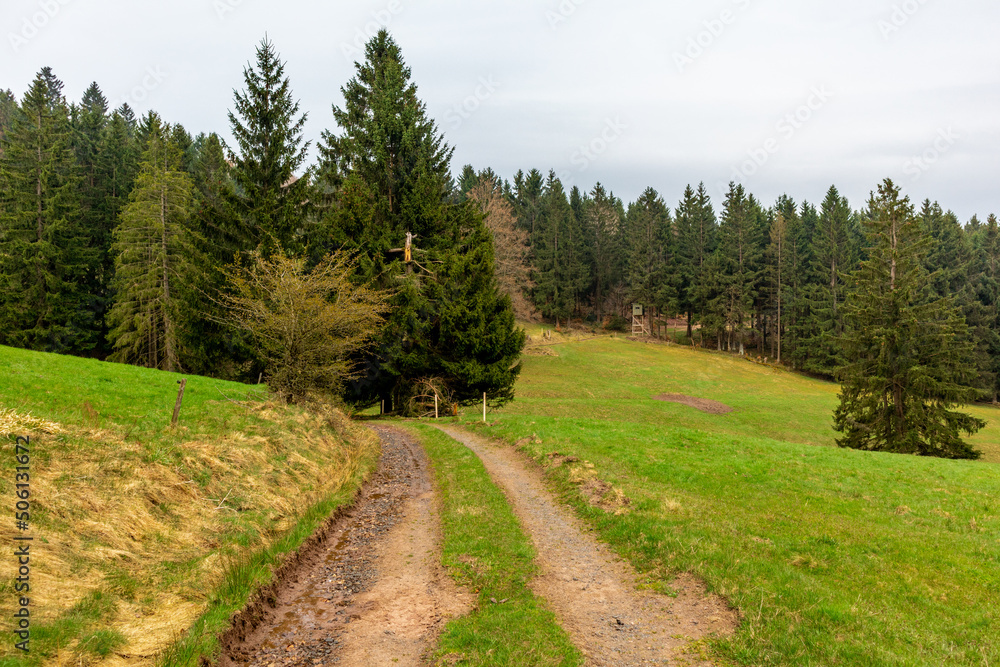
[
  {"x1": 834, "y1": 179, "x2": 984, "y2": 459},
  {"x1": 531, "y1": 172, "x2": 586, "y2": 324},
  {"x1": 186, "y1": 132, "x2": 250, "y2": 377},
  {"x1": 512, "y1": 168, "x2": 544, "y2": 238},
  {"x1": 0, "y1": 88, "x2": 16, "y2": 149},
  {"x1": 73, "y1": 82, "x2": 115, "y2": 353},
  {"x1": 319, "y1": 30, "x2": 453, "y2": 255},
  {"x1": 96, "y1": 109, "x2": 139, "y2": 250},
  {"x1": 0, "y1": 70, "x2": 95, "y2": 353},
  {"x1": 967, "y1": 213, "x2": 1000, "y2": 401},
  {"x1": 674, "y1": 183, "x2": 717, "y2": 340},
  {"x1": 191, "y1": 132, "x2": 238, "y2": 263},
  {"x1": 707, "y1": 182, "x2": 764, "y2": 353},
  {"x1": 399, "y1": 213, "x2": 524, "y2": 406},
  {"x1": 318, "y1": 30, "x2": 523, "y2": 411},
  {"x1": 583, "y1": 183, "x2": 624, "y2": 322},
  {"x1": 770, "y1": 195, "x2": 808, "y2": 363},
  {"x1": 624, "y1": 187, "x2": 671, "y2": 311},
  {"x1": 228, "y1": 38, "x2": 310, "y2": 255},
  {"x1": 106, "y1": 115, "x2": 204, "y2": 372},
  {"x1": 454, "y1": 163, "x2": 479, "y2": 202},
  {"x1": 797, "y1": 186, "x2": 858, "y2": 375}
]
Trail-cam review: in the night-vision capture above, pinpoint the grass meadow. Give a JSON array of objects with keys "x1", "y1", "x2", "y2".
[
  {"x1": 0, "y1": 345, "x2": 378, "y2": 666},
  {"x1": 460, "y1": 331, "x2": 1000, "y2": 665}
]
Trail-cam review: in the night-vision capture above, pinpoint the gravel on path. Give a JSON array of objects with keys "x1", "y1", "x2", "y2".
[
  {"x1": 221, "y1": 425, "x2": 469, "y2": 667},
  {"x1": 436, "y1": 425, "x2": 738, "y2": 667}
]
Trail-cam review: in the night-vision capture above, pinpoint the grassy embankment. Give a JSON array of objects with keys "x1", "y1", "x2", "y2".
[
  {"x1": 404, "y1": 424, "x2": 581, "y2": 666},
  {"x1": 0, "y1": 345, "x2": 378, "y2": 667},
  {"x1": 459, "y1": 328, "x2": 999, "y2": 665}
]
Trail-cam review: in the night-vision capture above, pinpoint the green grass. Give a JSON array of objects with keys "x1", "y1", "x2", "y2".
[
  {"x1": 0, "y1": 345, "x2": 377, "y2": 665},
  {"x1": 462, "y1": 336, "x2": 1000, "y2": 666},
  {"x1": 404, "y1": 424, "x2": 582, "y2": 667},
  {"x1": 0, "y1": 344, "x2": 268, "y2": 444}
]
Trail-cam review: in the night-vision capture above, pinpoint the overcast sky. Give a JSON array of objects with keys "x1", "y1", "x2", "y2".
[{"x1": 3, "y1": 0, "x2": 998, "y2": 221}]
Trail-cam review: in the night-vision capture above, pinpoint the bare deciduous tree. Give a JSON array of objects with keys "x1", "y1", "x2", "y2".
[{"x1": 467, "y1": 176, "x2": 536, "y2": 320}]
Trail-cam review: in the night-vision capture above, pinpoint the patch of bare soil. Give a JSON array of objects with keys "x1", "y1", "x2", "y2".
[
  {"x1": 437, "y1": 426, "x2": 738, "y2": 667},
  {"x1": 221, "y1": 426, "x2": 470, "y2": 667},
  {"x1": 652, "y1": 394, "x2": 734, "y2": 415},
  {"x1": 547, "y1": 452, "x2": 632, "y2": 515}
]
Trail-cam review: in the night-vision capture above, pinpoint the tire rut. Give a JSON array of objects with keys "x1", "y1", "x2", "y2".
[
  {"x1": 435, "y1": 425, "x2": 738, "y2": 667},
  {"x1": 221, "y1": 426, "x2": 470, "y2": 667}
]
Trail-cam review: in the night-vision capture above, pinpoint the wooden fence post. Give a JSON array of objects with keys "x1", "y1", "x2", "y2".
[{"x1": 172, "y1": 379, "x2": 187, "y2": 427}]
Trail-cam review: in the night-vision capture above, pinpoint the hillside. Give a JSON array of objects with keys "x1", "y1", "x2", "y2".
[
  {"x1": 466, "y1": 329, "x2": 1000, "y2": 665},
  {"x1": 0, "y1": 346, "x2": 378, "y2": 666}
]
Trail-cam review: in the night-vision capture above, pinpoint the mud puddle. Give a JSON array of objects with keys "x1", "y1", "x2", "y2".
[{"x1": 221, "y1": 426, "x2": 469, "y2": 667}]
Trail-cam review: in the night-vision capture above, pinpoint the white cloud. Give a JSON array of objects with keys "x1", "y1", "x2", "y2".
[{"x1": 1, "y1": 0, "x2": 997, "y2": 218}]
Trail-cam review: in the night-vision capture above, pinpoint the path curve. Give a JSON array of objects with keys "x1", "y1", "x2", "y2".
[{"x1": 436, "y1": 425, "x2": 737, "y2": 667}]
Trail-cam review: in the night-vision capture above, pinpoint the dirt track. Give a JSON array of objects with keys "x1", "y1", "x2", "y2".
[
  {"x1": 221, "y1": 423, "x2": 736, "y2": 666},
  {"x1": 221, "y1": 426, "x2": 469, "y2": 667},
  {"x1": 436, "y1": 425, "x2": 737, "y2": 667}
]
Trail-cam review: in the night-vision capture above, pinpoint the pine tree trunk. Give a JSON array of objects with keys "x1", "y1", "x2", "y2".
[{"x1": 160, "y1": 181, "x2": 177, "y2": 373}]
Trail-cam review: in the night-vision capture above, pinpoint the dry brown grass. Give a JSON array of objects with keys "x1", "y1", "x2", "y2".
[
  {"x1": 0, "y1": 400, "x2": 378, "y2": 666},
  {"x1": 0, "y1": 407, "x2": 64, "y2": 436}
]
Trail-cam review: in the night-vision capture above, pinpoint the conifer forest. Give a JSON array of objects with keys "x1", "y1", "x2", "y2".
[{"x1": 2, "y1": 31, "x2": 998, "y2": 455}]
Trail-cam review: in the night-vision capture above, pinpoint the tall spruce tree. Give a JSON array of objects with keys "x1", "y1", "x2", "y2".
[
  {"x1": 623, "y1": 187, "x2": 671, "y2": 329},
  {"x1": 106, "y1": 115, "x2": 203, "y2": 372},
  {"x1": 512, "y1": 168, "x2": 545, "y2": 239},
  {"x1": 318, "y1": 30, "x2": 523, "y2": 411},
  {"x1": 0, "y1": 70, "x2": 93, "y2": 352},
  {"x1": 798, "y1": 186, "x2": 857, "y2": 374},
  {"x1": 584, "y1": 183, "x2": 624, "y2": 322},
  {"x1": 228, "y1": 37, "x2": 310, "y2": 254},
  {"x1": 0, "y1": 89, "x2": 16, "y2": 151},
  {"x1": 834, "y1": 179, "x2": 984, "y2": 460},
  {"x1": 532, "y1": 172, "x2": 589, "y2": 325},
  {"x1": 675, "y1": 183, "x2": 717, "y2": 341},
  {"x1": 73, "y1": 82, "x2": 115, "y2": 353},
  {"x1": 186, "y1": 132, "x2": 247, "y2": 376},
  {"x1": 191, "y1": 132, "x2": 238, "y2": 262},
  {"x1": 97, "y1": 110, "x2": 139, "y2": 236},
  {"x1": 709, "y1": 182, "x2": 763, "y2": 354},
  {"x1": 771, "y1": 195, "x2": 808, "y2": 364},
  {"x1": 966, "y1": 213, "x2": 1000, "y2": 400},
  {"x1": 767, "y1": 211, "x2": 790, "y2": 362}
]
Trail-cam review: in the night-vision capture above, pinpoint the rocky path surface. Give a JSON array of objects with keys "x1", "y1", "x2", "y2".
[
  {"x1": 436, "y1": 425, "x2": 738, "y2": 667},
  {"x1": 222, "y1": 426, "x2": 469, "y2": 667}
]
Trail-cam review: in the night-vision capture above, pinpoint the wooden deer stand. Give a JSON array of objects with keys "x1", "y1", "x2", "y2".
[{"x1": 632, "y1": 304, "x2": 650, "y2": 337}]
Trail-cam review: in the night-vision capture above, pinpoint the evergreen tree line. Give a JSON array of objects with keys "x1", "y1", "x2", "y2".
[
  {"x1": 0, "y1": 32, "x2": 524, "y2": 411},
  {"x1": 456, "y1": 166, "x2": 1000, "y2": 403}
]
